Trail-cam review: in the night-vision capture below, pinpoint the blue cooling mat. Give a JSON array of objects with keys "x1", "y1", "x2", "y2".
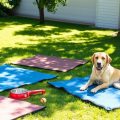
[
  {"x1": 0, "y1": 64, "x2": 56, "y2": 92},
  {"x1": 48, "y1": 76, "x2": 120, "y2": 110}
]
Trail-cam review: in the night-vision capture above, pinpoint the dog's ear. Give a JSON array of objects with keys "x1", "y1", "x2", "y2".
[
  {"x1": 106, "y1": 54, "x2": 112, "y2": 63},
  {"x1": 91, "y1": 53, "x2": 95, "y2": 64}
]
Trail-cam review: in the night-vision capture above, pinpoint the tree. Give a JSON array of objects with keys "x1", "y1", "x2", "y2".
[{"x1": 35, "y1": 0, "x2": 67, "y2": 23}]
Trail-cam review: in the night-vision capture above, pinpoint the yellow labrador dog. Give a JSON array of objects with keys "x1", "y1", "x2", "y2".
[{"x1": 80, "y1": 52, "x2": 120, "y2": 93}]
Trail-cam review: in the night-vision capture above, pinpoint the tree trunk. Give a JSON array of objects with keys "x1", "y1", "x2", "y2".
[{"x1": 39, "y1": 7, "x2": 44, "y2": 23}]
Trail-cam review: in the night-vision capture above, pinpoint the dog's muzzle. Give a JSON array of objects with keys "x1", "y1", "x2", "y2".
[{"x1": 96, "y1": 62, "x2": 102, "y2": 70}]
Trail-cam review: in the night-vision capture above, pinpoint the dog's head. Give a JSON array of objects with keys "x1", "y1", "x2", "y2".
[{"x1": 91, "y1": 52, "x2": 112, "y2": 70}]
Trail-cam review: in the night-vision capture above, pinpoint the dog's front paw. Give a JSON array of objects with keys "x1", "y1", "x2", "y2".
[
  {"x1": 91, "y1": 88, "x2": 98, "y2": 93},
  {"x1": 80, "y1": 85, "x2": 88, "y2": 91}
]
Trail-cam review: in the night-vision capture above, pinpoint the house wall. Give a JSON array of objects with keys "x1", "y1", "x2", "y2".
[
  {"x1": 45, "y1": 0, "x2": 96, "y2": 24},
  {"x1": 15, "y1": 0, "x2": 120, "y2": 29},
  {"x1": 119, "y1": 0, "x2": 120, "y2": 29},
  {"x1": 15, "y1": 0, "x2": 39, "y2": 18},
  {"x1": 15, "y1": 0, "x2": 96, "y2": 24},
  {"x1": 95, "y1": 0, "x2": 120, "y2": 29}
]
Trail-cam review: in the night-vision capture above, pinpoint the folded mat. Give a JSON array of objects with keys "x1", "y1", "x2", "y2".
[
  {"x1": 12, "y1": 54, "x2": 87, "y2": 72},
  {"x1": 0, "y1": 64, "x2": 56, "y2": 92},
  {"x1": 48, "y1": 76, "x2": 120, "y2": 110},
  {"x1": 0, "y1": 96, "x2": 45, "y2": 120}
]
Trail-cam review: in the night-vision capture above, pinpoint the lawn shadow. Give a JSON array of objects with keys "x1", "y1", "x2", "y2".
[{"x1": 0, "y1": 16, "x2": 120, "y2": 118}]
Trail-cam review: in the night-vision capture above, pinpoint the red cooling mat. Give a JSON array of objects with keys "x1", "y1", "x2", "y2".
[
  {"x1": 0, "y1": 96, "x2": 45, "y2": 120},
  {"x1": 12, "y1": 54, "x2": 87, "y2": 72}
]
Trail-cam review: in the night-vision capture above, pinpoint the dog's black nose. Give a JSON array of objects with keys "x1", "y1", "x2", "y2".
[{"x1": 97, "y1": 62, "x2": 101, "y2": 67}]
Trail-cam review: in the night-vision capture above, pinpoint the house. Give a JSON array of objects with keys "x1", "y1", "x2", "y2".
[{"x1": 15, "y1": 0, "x2": 120, "y2": 29}]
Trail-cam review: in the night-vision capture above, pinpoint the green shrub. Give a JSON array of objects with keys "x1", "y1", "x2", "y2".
[
  {"x1": 8, "y1": 0, "x2": 21, "y2": 8},
  {"x1": 0, "y1": 2, "x2": 13, "y2": 16},
  {"x1": 0, "y1": 9, "x2": 8, "y2": 17},
  {"x1": 0, "y1": 0, "x2": 21, "y2": 16}
]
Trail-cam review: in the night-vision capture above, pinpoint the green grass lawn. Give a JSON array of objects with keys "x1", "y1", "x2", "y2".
[{"x1": 0, "y1": 16, "x2": 120, "y2": 120}]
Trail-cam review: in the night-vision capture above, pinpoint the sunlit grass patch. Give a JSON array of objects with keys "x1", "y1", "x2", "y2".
[{"x1": 0, "y1": 16, "x2": 120, "y2": 120}]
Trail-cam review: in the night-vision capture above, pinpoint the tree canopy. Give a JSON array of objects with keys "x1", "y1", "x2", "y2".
[{"x1": 35, "y1": 0, "x2": 67, "y2": 23}]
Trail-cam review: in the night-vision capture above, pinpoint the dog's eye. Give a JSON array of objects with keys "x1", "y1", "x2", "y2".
[
  {"x1": 102, "y1": 57, "x2": 105, "y2": 60},
  {"x1": 95, "y1": 57, "x2": 98, "y2": 59}
]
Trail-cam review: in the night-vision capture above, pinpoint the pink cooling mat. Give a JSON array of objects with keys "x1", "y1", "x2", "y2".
[
  {"x1": 13, "y1": 54, "x2": 87, "y2": 72},
  {"x1": 0, "y1": 96, "x2": 45, "y2": 120}
]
